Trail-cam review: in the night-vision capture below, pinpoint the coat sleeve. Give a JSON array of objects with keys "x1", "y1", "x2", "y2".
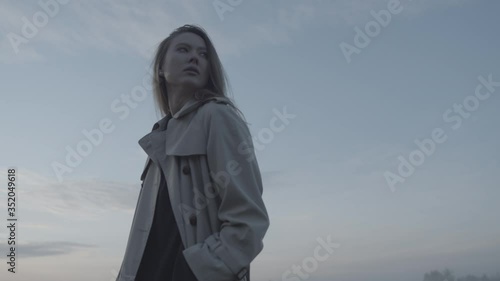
[{"x1": 182, "y1": 102, "x2": 270, "y2": 281}]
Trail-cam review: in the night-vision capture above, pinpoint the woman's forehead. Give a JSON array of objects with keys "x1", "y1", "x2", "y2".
[{"x1": 171, "y1": 32, "x2": 207, "y2": 49}]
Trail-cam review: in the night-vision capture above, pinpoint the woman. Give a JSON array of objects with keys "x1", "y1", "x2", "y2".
[{"x1": 116, "y1": 24, "x2": 270, "y2": 281}]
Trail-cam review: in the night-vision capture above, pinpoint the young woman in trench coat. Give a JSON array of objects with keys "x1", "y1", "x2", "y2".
[{"x1": 116, "y1": 24, "x2": 270, "y2": 281}]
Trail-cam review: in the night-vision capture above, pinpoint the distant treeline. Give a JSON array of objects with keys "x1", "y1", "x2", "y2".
[{"x1": 424, "y1": 269, "x2": 500, "y2": 281}]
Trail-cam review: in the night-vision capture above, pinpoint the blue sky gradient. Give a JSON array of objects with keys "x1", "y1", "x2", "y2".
[{"x1": 1, "y1": 1, "x2": 499, "y2": 280}]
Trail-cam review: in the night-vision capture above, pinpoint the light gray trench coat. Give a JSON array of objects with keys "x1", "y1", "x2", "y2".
[{"x1": 116, "y1": 96, "x2": 270, "y2": 281}]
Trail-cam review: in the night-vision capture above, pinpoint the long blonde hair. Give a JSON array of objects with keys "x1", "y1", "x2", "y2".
[{"x1": 150, "y1": 24, "x2": 245, "y2": 121}]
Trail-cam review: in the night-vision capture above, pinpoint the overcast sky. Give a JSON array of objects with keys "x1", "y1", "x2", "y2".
[{"x1": 1, "y1": 0, "x2": 499, "y2": 281}]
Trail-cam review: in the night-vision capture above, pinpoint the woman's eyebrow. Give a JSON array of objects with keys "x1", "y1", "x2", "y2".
[{"x1": 175, "y1": 42, "x2": 207, "y2": 51}]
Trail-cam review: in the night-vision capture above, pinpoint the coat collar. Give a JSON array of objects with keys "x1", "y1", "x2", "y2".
[
  {"x1": 150, "y1": 97, "x2": 201, "y2": 131},
  {"x1": 138, "y1": 95, "x2": 231, "y2": 182},
  {"x1": 150, "y1": 96, "x2": 230, "y2": 131},
  {"x1": 139, "y1": 96, "x2": 213, "y2": 174},
  {"x1": 172, "y1": 97, "x2": 206, "y2": 119}
]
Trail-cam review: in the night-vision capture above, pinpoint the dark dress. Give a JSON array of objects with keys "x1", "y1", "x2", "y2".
[{"x1": 135, "y1": 169, "x2": 198, "y2": 281}]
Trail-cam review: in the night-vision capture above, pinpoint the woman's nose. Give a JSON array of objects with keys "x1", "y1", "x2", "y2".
[{"x1": 188, "y1": 52, "x2": 199, "y2": 64}]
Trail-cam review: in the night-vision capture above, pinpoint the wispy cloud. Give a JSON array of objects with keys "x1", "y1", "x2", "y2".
[
  {"x1": 1, "y1": 0, "x2": 470, "y2": 63},
  {"x1": 0, "y1": 241, "x2": 96, "y2": 258},
  {"x1": 310, "y1": 0, "x2": 470, "y2": 26},
  {"x1": 0, "y1": 0, "x2": 182, "y2": 62},
  {"x1": 0, "y1": 169, "x2": 140, "y2": 220}
]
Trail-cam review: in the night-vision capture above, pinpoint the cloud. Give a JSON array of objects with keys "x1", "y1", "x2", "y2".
[
  {"x1": 0, "y1": 41, "x2": 45, "y2": 63},
  {"x1": 0, "y1": 0, "x2": 472, "y2": 63},
  {"x1": 276, "y1": 3, "x2": 316, "y2": 32},
  {"x1": 0, "y1": 4, "x2": 45, "y2": 62},
  {"x1": 310, "y1": 0, "x2": 471, "y2": 26},
  {"x1": 0, "y1": 240, "x2": 96, "y2": 258},
  {"x1": 0, "y1": 169, "x2": 140, "y2": 220},
  {"x1": 0, "y1": 0, "x2": 183, "y2": 62},
  {"x1": 0, "y1": 1, "x2": 328, "y2": 62}
]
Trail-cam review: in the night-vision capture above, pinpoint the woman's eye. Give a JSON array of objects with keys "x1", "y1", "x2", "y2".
[{"x1": 178, "y1": 47, "x2": 207, "y2": 58}]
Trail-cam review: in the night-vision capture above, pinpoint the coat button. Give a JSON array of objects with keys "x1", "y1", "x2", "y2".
[
  {"x1": 182, "y1": 165, "x2": 191, "y2": 175},
  {"x1": 189, "y1": 214, "x2": 197, "y2": 226}
]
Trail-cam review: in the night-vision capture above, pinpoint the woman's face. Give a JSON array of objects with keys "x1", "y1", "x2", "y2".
[{"x1": 161, "y1": 32, "x2": 210, "y2": 92}]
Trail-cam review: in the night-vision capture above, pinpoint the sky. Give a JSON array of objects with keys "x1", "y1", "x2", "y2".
[{"x1": 0, "y1": 0, "x2": 499, "y2": 280}]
